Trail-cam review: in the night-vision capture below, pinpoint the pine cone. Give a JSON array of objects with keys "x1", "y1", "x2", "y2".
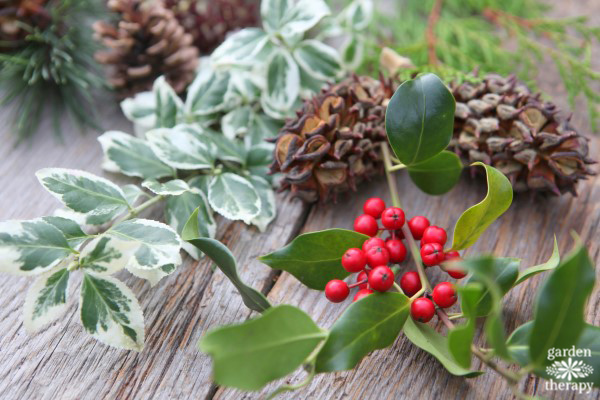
[
  {"x1": 0, "y1": 0, "x2": 50, "y2": 51},
  {"x1": 93, "y1": 0, "x2": 199, "y2": 97},
  {"x1": 164, "y1": 0, "x2": 259, "y2": 54},
  {"x1": 271, "y1": 75, "x2": 394, "y2": 203},
  {"x1": 449, "y1": 74, "x2": 596, "y2": 195}
]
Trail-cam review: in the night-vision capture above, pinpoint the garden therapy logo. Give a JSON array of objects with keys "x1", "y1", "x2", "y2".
[{"x1": 545, "y1": 347, "x2": 594, "y2": 394}]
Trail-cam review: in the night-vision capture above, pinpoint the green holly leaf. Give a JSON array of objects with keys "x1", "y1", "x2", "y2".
[
  {"x1": 79, "y1": 272, "x2": 145, "y2": 351},
  {"x1": 403, "y1": 317, "x2": 483, "y2": 377},
  {"x1": 23, "y1": 267, "x2": 70, "y2": 332},
  {"x1": 208, "y1": 173, "x2": 261, "y2": 222},
  {"x1": 259, "y1": 229, "x2": 368, "y2": 290},
  {"x1": 451, "y1": 163, "x2": 513, "y2": 250},
  {"x1": 0, "y1": 219, "x2": 74, "y2": 275},
  {"x1": 529, "y1": 242, "x2": 595, "y2": 368},
  {"x1": 385, "y1": 73, "x2": 455, "y2": 166},
  {"x1": 514, "y1": 236, "x2": 560, "y2": 285},
  {"x1": 199, "y1": 305, "x2": 327, "y2": 390},
  {"x1": 36, "y1": 168, "x2": 131, "y2": 225},
  {"x1": 183, "y1": 208, "x2": 271, "y2": 313},
  {"x1": 316, "y1": 292, "x2": 409, "y2": 372},
  {"x1": 407, "y1": 150, "x2": 463, "y2": 195},
  {"x1": 98, "y1": 131, "x2": 174, "y2": 180},
  {"x1": 448, "y1": 284, "x2": 482, "y2": 368}
]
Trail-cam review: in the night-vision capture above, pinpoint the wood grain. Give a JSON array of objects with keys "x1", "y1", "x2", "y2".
[{"x1": 1, "y1": 0, "x2": 599, "y2": 398}]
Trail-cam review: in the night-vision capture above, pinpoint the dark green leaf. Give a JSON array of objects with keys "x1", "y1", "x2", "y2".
[
  {"x1": 506, "y1": 321, "x2": 533, "y2": 367},
  {"x1": 403, "y1": 318, "x2": 483, "y2": 377},
  {"x1": 407, "y1": 150, "x2": 462, "y2": 195},
  {"x1": 182, "y1": 208, "x2": 271, "y2": 312},
  {"x1": 199, "y1": 305, "x2": 327, "y2": 390},
  {"x1": 451, "y1": 163, "x2": 513, "y2": 250},
  {"x1": 259, "y1": 229, "x2": 368, "y2": 290},
  {"x1": 315, "y1": 292, "x2": 409, "y2": 372},
  {"x1": 515, "y1": 236, "x2": 560, "y2": 285},
  {"x1": 448, "y1": 320, "x2": 475, "y2": 369},
  {"x1": 529, "y1": 243, "x2": 595, "y2": 367},
  {"x1": 385, "y1": 73, "x2": 455, "y2": 166}
]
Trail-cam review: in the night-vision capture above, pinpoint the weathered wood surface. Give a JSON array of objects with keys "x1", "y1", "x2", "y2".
[{"x1": 1, "y1": 1, "x2": 599, "y2": 399}]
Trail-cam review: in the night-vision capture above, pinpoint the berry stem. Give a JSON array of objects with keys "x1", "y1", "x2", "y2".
[
  {"x1": 409, "y1": 287, "x2": 425, "y2": 301},
  {"x1": 349, "y1": 280, "x2": 367, "y2": 289},
  {"x1": 393, "y1": 282, "x2": 403, "y2": 293},
  {"x1": 382, "y1": 145, "x2": 432, "y2": 291}
]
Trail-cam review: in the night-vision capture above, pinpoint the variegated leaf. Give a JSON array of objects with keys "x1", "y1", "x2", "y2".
[
  {"x1": 153, "y1": 76, "x2": 184, "y2": 128},
  {"x1": 248, "y1": 176, "x2": 276, "y2": 232},
  {"x1": 0, "y1": 219, "x2": 74, "y2": 275},
  {"x1": 127, "y1": 264, "x2": 176, "y2": 287},
  {"x1": 79, "y1": 235, "x2": 140, "y2": 275},
  {"x1": 120, "y1": 91, "x2": 156, "y2": 136},
  {"x1": 262, "y1": 49, "x2": 300, "y2": 117},
  {"x1": 142, "y1": 179, "x2": 190, "y2": 196},
  {"x1": 279, "y1": 0, "x2": 330, "y2": 42},
  {"x1": 41, "y1": 216, "x2": 89, "y2": 249},
  {"x1": 343, "y1": 0, "x2": 373, "y2": 30},
  {"x1": 146, "y1": 127, "x2": 214, "y2": 170},
  {"x1": 79, "y1": 273, "x2": 145, "y2": 351},
  {"x1": 261, "y1": 0, "x2": 291, "y2": 33},
  {"x1": 293, "y1": 40, "x2": 342, "y2": 81},
  {"x1": 23, "y1": 266, "x2": 70, "y2": 332},
  {"x1": 211, "y1": 29, "x2": 270, "y2": 67},
  {"x1": 222, "y1": 106, "x2": 252, "y2": 140},
  {"x1": 122, "y1": 184, "x2": 147, "y2": 207},
  {"x1": 186, "y1": 69, "x2": 233, "y2": 116},
  {"x1": 208, "y1": 173, "x2": 261, "y2": 223}
]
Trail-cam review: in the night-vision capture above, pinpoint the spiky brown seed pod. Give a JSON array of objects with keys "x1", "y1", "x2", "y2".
[
  {"x1": 164, "y1": 0, "x2": 259, "y2": 54},
  {"x1": 449, "y1": 74, "x2": 595, "y2": 196},
  {"x1": 0, "y1": 0, "x2": 50, "y2": 51},
  {"x1": 93, "y1": 0, "x2": 199, "y2": 97},
  {"x1": 270, "y1": 75, "x2": 394, "y2": 203}
]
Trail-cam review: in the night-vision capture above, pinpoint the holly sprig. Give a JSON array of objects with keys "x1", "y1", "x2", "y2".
[{"x1": 197, "y1": 74, "x2": 599, "y2": 398}]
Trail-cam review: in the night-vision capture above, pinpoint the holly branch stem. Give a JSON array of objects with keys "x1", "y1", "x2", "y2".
[{"x1": 382, "y1": 145, "x2": 431, "y2": 292}]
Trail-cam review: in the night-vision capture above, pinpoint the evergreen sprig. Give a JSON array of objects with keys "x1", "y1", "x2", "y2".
[{"x1": 356, "y1": 0, "x2": 600, "y2": 130}]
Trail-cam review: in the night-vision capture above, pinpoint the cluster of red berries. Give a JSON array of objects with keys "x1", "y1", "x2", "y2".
[{"x1": 324, "y1": 197, "x2": 467, "y2": 324}]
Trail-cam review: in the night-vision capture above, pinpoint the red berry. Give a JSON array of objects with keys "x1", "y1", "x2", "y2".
[
  {"x1": 363, "y1": 197, "x2": 386, "y2": 219},
  {"x1": 400, "y1": 271, "x2": 422, "y2": 297},
  {"x1": 341, "y1": 248, "x2": 367, "y2": 272},
  {"x1": 443, "y1": 251, "x2": 467, "y2": 279},
  {"x1": 421, "y1": 226, "x2": 447, "y2": 246},
  {"x1": 444, "y1": 250, "x2": 460, "y2": 260},
  {"x1": 353, "y1": 288, "x2": 374, "y2": 302},
  {"x1": 385, "y1": 239, "x2": 407, "y2": 263},
  {"x1": 356, "y1": 271, "x2": 369, "y2": 289},
  {"x1": 411, "y1": 298, "x2": 435, "y2": 323},
  {"x1": 362, "y1": 237, "x2": 386, "y2": 252},
  {"x1": 366, "y1": 245, "x2": 390, "y2": 267},
  {"x1": 447, "y1": 269, "x2": 467, "y2": 279},
  {"x1": 408, "y1": 216, "x2": 430, "y2": 240},
  {"x1": 432, "y1": 282, "x2": 457, "y2": 308},
  {"x1": 381, "y1": 207, "x2": 405, "y2": 230},
  {"x1": 354, "y1": 214, "x2": 379, "y2": 237},
  {"x1": 325, "y1": 280, "x2": 349, "y2": 303},
  {"x1": 420, "y1": 242, "x2": 445, "y2": 267},
  {"x1": 368, "y1": 266, "x2": 395, "y2": 292}
]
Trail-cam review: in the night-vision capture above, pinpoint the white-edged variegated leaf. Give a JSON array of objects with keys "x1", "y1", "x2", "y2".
[
  {"x1": 208, "y1": 173, "x2": 261, "y2": 223},
  {"x1": 79, "y1": 272, "x2": 145, "y2": 351},
  {"x1": 186, "y1": 70, "x2": 233, "y2": 116},
  {"x1": 142, "y1": 179, "x2": 190, "y2": 196},
  {"x1": 36, "y1": 168, "x2": 131, "y2": 225},
  {"x1": 343, "y1": 0, "x2": 373, "y2": 31},
  {"x1": 211, "y1": 28, "x2": 269, "y2": 67},
  {"x1": 246, "y1": 112, "x2": 281, "y2": 147},
  {"x1": 188, "y1": 175, "x2": 212, "y2": 195},
  {"x1": 279, "y1": 0, "x2": 330, "y2": 42},
  {"x1": 340, "y1": 35, "x2": 364, "y2": 70},
  {"x1": 109, "y1": 219, "x2": 182, "y2": 270},
  {"x1": 23, "y1": 266, "x2": 70, "y2": 332},
  {"x1": 228, "y1": 69, "x2": 261, "y2": 101},
  {"x1": 293, "y1": 40, "x2": 342, "y2": 81},
  {"x1": 153, "y1": 76, "x2": 184, "y2": 128},
  {"x1": 222, "y1": 106, "x2": 252, "y2": 140},
  {"x1": 261, "y1": 0, "x2": 291, "y2": 33},
  {"x1": 146, "y1": 127, "x2": 214, "y2": 170},
  {"x1": 120, "y1": 91, "x2": 156, "y2": 136},
  {"x1": 204, "y1": 132, "x2": 246, "y2": 164},
  {"x1": 165, "y1": 189, "x2": 216, "y2": 260},
  {"x1": 299, "y1": 63, "x2": 327, "y2": 98},
  {"x1": 127, "y1": 264, "x2": 176, "y2": 287},
  {"x1": 79, "y1": 235, "x2": 140, "y2": 275},
  {"x1": 42, "y1": 216, "x2": 89, "y2": 249},
  {"x1": 248, "y1": 176, "x2": 276, "y2": 232},
  {"x1": 98, "y1": 131, "x2": 174, "y2": 179},
  {"x1": 0, "y1": 219, "x2": 74, "y2": 275},
  {"x1": 122, "y1": 184, "x2": 146, "y2": 207},
  {"x1": 246, "y1": 143, "x2": 274, "y2": 178},
  {"x1": 263, "y1": 49, "x2": 300, "y2": 113}
]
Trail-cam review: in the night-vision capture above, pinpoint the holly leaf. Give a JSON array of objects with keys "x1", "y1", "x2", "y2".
[
  {"x1": 259, "y1": 229, "x2": 368, "y2": 290},
  {"x1": 403, "y1": 318, "x2": 483, "y2": 377},
  {"x1": 146, "y1": 126, "x2": 214, "y2": 170},
  {"x1": 385, "y1": 73, "x2": 455, "y2": 166},
  {"x1": 142, "y1": 179, "x2": 190, "y2": 196},
  {"x1": 23, "y1": 267, "x2": 70, "y2": 332},
  {"x1": 293, "y1": 40, "x2": 342, "y2": 81},
  {"x1": 208, "y1": 173, "x2": 261, "y2": 223},
  {"x1": 447, "y1": 284, "x2": 482, "y2": 368},
  {"x1": 407, "y1": 150, "x2": 463, "y2": 195},
  {"x1": 528, "y1": 242, "x2": 595, "y2": 367},
  {"x1": 0, "y1": 219, "x2": 74, "y2": 275},
  {"x1": 199, "y1": 305, "x2": 327, "y2": 390},
  {"x1": 79, "y1": 272, "x2": 145, "y2": 351},
  {"x1": 36, "y1": 168, "x2": 131, "y2": 225},
  {"x1": 183, "y1": 209, "x2": 271, "y2": 313},
  {"x1": 98, "y1": 131, "x2": 174, "y2": 180},
  {"x1": 451, "y1": 163, "x2": 513, "y2": 251},
  {"x1": 515, "y1": 236, "x2": 560, "y2": 285},
  {"x1": 315, "y1": 292, "x2": 409, "y2": 372}
]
